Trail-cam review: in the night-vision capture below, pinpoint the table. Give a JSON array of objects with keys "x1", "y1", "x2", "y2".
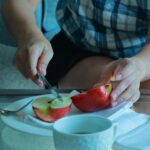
[{"x1": 0, "y1": 95, "x2": 150, "y2": 150}]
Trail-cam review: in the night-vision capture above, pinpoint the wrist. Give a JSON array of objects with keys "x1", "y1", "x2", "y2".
[
  {"x1": 18, "y1": 25, "x2": 44, "y2": 46},
  {"x1": 129, "y1": 57, "x2": 146, "y2": 81}
]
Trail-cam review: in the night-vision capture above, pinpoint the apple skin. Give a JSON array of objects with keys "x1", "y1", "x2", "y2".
[
  {"x1": 71, "y1": 84, "x2": 112, "y2": 112},
  {"x1": 32, "y1": 105, "x2": 72, "y2": 122},
  {"x1": 32, "y1": 97, "x2": 72, "y2": 122}
]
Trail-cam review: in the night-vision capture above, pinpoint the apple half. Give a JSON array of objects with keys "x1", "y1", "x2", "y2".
[
  {"x1": 71, "y1": 84, "x2": 112, "y2": 112},
  {"x1": 32, "y1": 96, "x2": 72, "y2": 122}
]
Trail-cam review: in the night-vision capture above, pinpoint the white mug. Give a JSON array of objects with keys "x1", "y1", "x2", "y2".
[{"x1": 52, "y1": 115, "x2": 116, "y2": 150}]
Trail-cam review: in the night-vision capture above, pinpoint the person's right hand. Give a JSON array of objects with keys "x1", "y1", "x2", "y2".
[{"x1": 13, "y1": 32, "x2": 53, "y2": 86}]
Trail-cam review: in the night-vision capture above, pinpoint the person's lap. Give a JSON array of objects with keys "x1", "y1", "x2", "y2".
[
  {"x1": 58, "y1": 55, "x2": 113, "y2": 89},
  {"x1": 46, "y1": 31, "x2": 114, "y2": 89},
  {"x1": 46, "y1": 31, "x2": 150, "y2": 90}
]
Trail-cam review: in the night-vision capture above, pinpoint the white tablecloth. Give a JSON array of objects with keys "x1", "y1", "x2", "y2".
[
  {"x1": 0, "y1": 102, "x2": 55, "y2": 150},
  {"x1": 1, "y1": 98, "x2": 150, "y2": 150},
  {"x1": 0, "y1": 44, "x2": 43, "y2": 89}
]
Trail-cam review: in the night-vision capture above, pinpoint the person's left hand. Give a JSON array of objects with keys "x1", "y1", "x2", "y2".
[{"x1": 98, "y1": 58, "x2": 144, "y2": 107}]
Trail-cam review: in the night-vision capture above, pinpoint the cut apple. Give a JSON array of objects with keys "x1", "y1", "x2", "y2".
[
  {"x1": 32, "y1": 96, "x2": 72, "y2": 122},
  {"x1": 71, "y1": 84, "x2": 112, "y2": 112}
]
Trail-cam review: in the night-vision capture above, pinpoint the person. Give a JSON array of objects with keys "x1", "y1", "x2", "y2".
[{"x1": 2, "y1": 0, "x2": 150, "y2": 107}]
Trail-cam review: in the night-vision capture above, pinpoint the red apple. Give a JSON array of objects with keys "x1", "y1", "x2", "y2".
[
  {"x1": 71, "y1": 84, "x2": 112, "y2": 112},
  {"x1": 32, "y1": 96, "x2": 72, "y2": 122}
]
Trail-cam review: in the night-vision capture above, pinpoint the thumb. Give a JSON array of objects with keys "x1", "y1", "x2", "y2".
[
  {"x1": 93, "y1": 69, "x2": 113, "y2": 88},
  {"x1": 98, "y1": 63, "x2": 117, "y2": 86},
  {"x1": 99, "y1": 68, "x2": 114, "y2": 85},
  {"x1": 93, "y1": 68, "x2": 114, "y2": 88}
]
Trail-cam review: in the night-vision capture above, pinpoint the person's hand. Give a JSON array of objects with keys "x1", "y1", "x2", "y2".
[
  {"x1": 13, "y1": 32, "x2": 53, "y2": 86},
  {"x1": 99, "y1": 58, "x2": 145, "y2": 107}
]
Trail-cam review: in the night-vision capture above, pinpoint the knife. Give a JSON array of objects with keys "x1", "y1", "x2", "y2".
[{"x1": 37, "y1": 71, "x2": 62, "y2": 99}]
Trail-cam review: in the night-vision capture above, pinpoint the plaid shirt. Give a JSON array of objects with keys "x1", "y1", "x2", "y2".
[{"x1": 56, "y1": 0, "x2": 150, "y2": 58}]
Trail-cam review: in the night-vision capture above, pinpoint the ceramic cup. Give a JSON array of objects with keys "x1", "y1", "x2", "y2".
[{"x1": 52, "y1": 115, "x2": 116, "y2": 150}]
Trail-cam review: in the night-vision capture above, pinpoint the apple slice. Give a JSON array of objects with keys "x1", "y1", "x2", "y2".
[
  {"x1": 71, "y1": 84, "x2": 112, "y2": 112},
  {"x1": 32, "y1": 96, "x2": 72, "y2": 122}
]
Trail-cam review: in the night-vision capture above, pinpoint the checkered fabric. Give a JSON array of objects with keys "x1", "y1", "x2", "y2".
[{"x1": 56, "y1": 0, "x2": 150, "y2": 58}]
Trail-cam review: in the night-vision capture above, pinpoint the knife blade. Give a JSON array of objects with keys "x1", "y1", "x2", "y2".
[{"x1": 37, "y1": 71, "x2": 61, "y2": 99}]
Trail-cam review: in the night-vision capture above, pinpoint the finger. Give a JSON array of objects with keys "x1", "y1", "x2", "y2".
[
  {"x1": 111, "y1": 76, "x2": 134, "y2": 101},
  {"x1": 26, "y1": 65, "x2": 44, "y2": 87},
  {"x1": 114, "y1": 90, "x2": 140, "y2": 106},
  {"x1": 37, "y1": 51, "x2": 45, "y2": 73},
  {"x1": 28, "y1": 44, "x2": 43, "y2": 76},
  {"x1": 38, "y1": 45, "x2": 53, "y2": 76},
  {"x1": 99, "y1": 64, "x2": 116, "y2": 85},
  {"x1": 93, "y1": 80, "x2": 118, "y2": 90},
  {"x1": 26, "y1": 59, "x2": 44, "y2": 87},
  {"x1": 111, "y1": 81, "x2": 119, "y2": 90},
  {"x1": 113, "y1": 81, "x2": 139, "y2": 106},
  {"x1": 114, "y1": 60, "x2": 134, "y2": 80},
  {"x1": 32, "y1": 75, "x2": 44, "y2": 87},
  {"x1": 127, "y1": 90, "x2": 140, "y2": 104},
  {"x1": 100, "y1": 60, "x2": 125, "y2": 85}
]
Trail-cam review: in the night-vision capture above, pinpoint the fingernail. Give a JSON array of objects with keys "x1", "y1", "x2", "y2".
[
  {"x1": 116, "y1": 74, "x2": 122, "y2": 80},
  {"x1": 41, "y1": 68, "x2": 46, "y2": 75},
  {"x1": 111, "y1": 94, "x2": 117, "y2": 101},
  {"x1": 112, "y1": 101, "x2": 117, "y2": 107},
  {"x1": 38, "y1": 66, "x2": 42, "y2": 72},
  {"x1": 39, "y1": 64, "x2": 46, "y2": 75}
]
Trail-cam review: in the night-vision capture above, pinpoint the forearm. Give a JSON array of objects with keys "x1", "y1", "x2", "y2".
[{"x1": 2, "y1": 0, "x2": 42, "y2": 45}]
